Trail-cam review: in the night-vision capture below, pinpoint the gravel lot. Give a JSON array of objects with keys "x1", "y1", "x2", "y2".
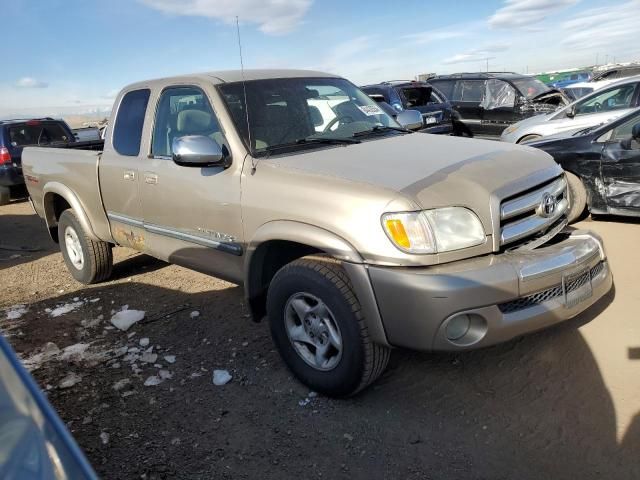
[{"x1": 1, "y1": 199, "x2": 639, "y2": 479}]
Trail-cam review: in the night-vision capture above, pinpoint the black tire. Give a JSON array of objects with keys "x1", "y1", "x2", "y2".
[
  {"x1": 565, "y1": 171, "x2": 588, "y2": 223},
  {"x1": 0, "y1": 186, "x2": 10, "y2": 206},
  {"x1": 58, "y1": 209, "x2": 113, "y2": 284},
  {"x1": 267, "y1": 256, "x2": 390, "y2": 397},
  {"x1": 517, "y1": 134, "x2": 542, "y2": 144}
]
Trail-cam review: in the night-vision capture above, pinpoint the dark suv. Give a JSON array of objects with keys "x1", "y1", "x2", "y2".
[
  {"x1": 0, "y1": 118, "x2": 75, "y2": 204},
  {"x1": 428, "y1": 73, "x2": 569, "y2": 138},
  {"x1": 360, "y1": 80, "x2": 466, "y2": 135}
]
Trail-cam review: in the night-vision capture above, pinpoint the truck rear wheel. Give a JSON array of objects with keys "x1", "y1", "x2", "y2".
[
  {"x1": 58, "y1": 209, "x2": 113, "y2": 284},
  {"x1": 267, "y1": 256, "x2": 390, "y2": 397},
  {"x1": 0, "y1": 186, "x2": 10, "y2": 206},
  {"x1": 565, "y1": 171, "x2": 587, "y2": 223}
]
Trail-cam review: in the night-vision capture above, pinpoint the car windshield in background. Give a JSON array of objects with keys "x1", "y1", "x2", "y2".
[
  {"x1": 8, "y1": 122, "x2": 71, "y2": 146},
  {"x1": 511, "y1": 78, "x2": 552, "y2": 99},
  {"x1": 218, "y1": 77, "x2": 402, "y2": 156}
]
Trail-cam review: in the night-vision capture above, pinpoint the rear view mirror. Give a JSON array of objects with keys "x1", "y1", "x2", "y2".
[
  {"x1": 633, "y1": 123, "x2": 640, "y2": 141},
  {"x1": 172, "y1": 135, "x2": 229, "y2": 168},
  {"x1": 566, "y1": 106, "x2": 576, "y2": 119},
  {"x1": 396, "y1": 109, "x2": 423, "y2": 131}
]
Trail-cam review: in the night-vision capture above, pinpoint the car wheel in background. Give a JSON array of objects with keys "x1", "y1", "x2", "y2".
[
  {"x1": 58, "y1": 209, "x2": 113, "y2": 284},
  {"x1": 565, "y1": 171, "x2": 588, "y2": 223},
  {"x1": 0, "y1": 186, "x2": 10, "y2": 206},
  {"x1": 517, "y1": 134, "x2": 542, "y2": 144},
  {"x1": 267, "y1": 256, "x2": 390, "y2": 397}
]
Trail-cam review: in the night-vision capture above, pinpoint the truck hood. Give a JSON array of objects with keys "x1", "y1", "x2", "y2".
[{"x1": 268, "y1": 133, "x2": 562, "y2": 230}]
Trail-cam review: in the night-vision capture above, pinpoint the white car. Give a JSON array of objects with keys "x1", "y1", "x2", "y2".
[{"x1": 501, "y1": 75, "x2": 640, "y2": 143}]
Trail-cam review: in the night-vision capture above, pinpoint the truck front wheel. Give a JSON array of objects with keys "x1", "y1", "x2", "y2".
[
  {"x1": 267, "y1": 256, "x2": 390, "y2": 397},
  {"x1": 58, "y1": 209, "x2": 113, "y2": 284}
]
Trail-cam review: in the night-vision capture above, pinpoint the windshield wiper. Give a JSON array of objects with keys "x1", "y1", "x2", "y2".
[
  {"x1": 352, "y1": 125, "x2": 412, "y2": 138},
  {"x1": 259, "y1": 136, "x2": 361, "y2": 155}
]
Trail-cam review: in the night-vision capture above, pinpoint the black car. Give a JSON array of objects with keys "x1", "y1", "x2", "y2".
[
  {"x1": 527, "y1": 107, "x2": 640, "y2": 222},
  {"x1": 428, "y1": 72, "x2": 569, "y2": 138},
  {"x1": 360, "y1": 80, "x2": 467, "y2": 135},
  {"x1": 0, "y1": 118, "x2": 75, "y2": 205}
]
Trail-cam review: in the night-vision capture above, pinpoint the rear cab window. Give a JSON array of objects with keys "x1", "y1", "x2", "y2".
[
  {"x1": 8, "y1": 122, "x2": 72, "y2": 147},
  {"x1": 429, "y1": 80, "x2": 455, "y2": 99},
  {"x1": 452, "y1": 80, "x2": 486, "y2": 103},
  {"x1": 113, "y1": 89, "x2": 151, "y2": 156},
  {"x1": 400, "y1": 87, "x2": 438, "y2": 108}
]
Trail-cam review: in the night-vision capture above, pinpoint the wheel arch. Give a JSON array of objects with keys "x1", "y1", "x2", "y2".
[
  {"x1": 244, "y1": 221, "x2": 364, "y2": 323},
  {"x1": 42, "y1": 182, "x2": 99, "y2": 243}
]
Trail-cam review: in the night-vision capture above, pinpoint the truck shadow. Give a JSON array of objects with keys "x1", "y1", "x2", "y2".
[{"x1": 0, "y1": 213, "x2": 57, "y2": 270}]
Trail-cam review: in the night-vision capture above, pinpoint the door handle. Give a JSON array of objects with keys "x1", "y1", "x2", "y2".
[
  {"x1": 144, "y1": 173, "x2": 158, "y2": 185},
  {"x1": 123, "y1": 170, "x2": 136, "y2": 181}
]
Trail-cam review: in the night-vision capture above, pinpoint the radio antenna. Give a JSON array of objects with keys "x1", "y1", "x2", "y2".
[{"x1": 235, "y1": 16, "x2": 255, "y2": 173}]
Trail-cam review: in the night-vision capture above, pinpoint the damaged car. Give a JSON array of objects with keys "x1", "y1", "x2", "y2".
[
  {"x1": 501, "y1": 76, "x2": 640, "y2": 144},
  {"x1": 428, "y1": 72, "x2": 569, "y2": 138},
  {"x1": 526, "y1": 107, "x2": 640, "y2": 222}
]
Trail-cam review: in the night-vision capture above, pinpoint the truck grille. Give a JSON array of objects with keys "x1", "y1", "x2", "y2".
[
  {"x1": 499, "y1": 175, "x2": 569, "y2": 251},
  {"x1": 498, "y1": 261, "x2": 605, "y2": 314}
]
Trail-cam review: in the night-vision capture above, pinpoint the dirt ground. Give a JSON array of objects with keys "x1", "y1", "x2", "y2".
[{"x1": 1, "y1": 199, "x2": 639, "y2": 480}]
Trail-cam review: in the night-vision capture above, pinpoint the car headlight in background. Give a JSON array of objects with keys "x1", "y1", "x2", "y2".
[{"x1": 382, "y1": 207, "x2": 486, "y2": 254}]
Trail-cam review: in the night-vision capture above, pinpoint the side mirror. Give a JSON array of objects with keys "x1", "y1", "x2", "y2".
[
  {"x1": 566, "y1": 106, "x2": 576, "y2": 119},
  {"x1": 172, "y1": 135, "x2": 229, "y2": 168},
  {"x1": 621, "y1": 123, "x2": 640, "y2": 150},
  {"x1": 633, "y1": 123, "x2": 640, "y2": 141},
  {"x1": 396, "y1": 109, "x2": 423, "y2": 131}
]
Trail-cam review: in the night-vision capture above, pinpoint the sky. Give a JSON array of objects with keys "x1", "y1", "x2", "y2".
[{"x1": 1, "y1": 0, "x2": 639, "y2": 117}]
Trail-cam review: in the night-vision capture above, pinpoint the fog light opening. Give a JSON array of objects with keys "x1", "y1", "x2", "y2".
[{"x1": 446, "y1": 314, "x2": 471, "y2": 341}]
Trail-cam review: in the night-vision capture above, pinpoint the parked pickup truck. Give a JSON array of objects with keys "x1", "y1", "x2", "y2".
[{"x1": 23, "y1": 70, "x2": 613, "y2": 396}]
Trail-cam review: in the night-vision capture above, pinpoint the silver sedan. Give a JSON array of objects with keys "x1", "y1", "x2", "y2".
[{"x1": 501, "y1": 75, "x2": 640, "y2": 143}]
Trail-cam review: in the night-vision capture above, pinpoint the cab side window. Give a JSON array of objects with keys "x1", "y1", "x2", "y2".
[
  {"x1": 452, "y1": 80, "x2": 485, "y2": 103},
  {"x1": 113, "y1": 89, "x2": 150, "y2": 156},
  {"x1": 610, "y1": 116, "x2": 640, "y2": 141},
  {"x1": 151, "y1": 87, "x2": 222, "y2": 158},
  {"x1": 574, "y1": 84, "x2": 637, "y2": 116}
]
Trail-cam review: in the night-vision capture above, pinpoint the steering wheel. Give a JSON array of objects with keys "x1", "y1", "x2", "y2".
[
  {"x1": 323, "y1": 115, "x2": 354, "y2": 133},
  {"x1": 593, "y1": 101, "x2": 602, "y2": 112}
]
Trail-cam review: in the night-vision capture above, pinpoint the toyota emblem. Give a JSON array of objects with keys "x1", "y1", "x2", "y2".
[{"x1": 538, "y1": 192, "x2": 556, "y2": 217}]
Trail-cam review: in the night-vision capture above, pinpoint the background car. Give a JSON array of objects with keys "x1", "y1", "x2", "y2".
[
  {"x1": 0, "y1": 118, "x2": 76, "y2": 205},
  {"x1": 591, "y1": 64, "x2": 640, "y2": 83},
  {"x1": 360, "y1": 80, "x2": 466, "y2": 135},
  {"x1": 428, "y1": 72, "x2": 569, "y2": 138},
  {"x1": 547, "y1": 71, "x2": 592, "y2": 89},
  {"x1": 526, "y1": 107, "x2": 640, "y2": 222},
  {"x1": 501, "y1": 76, "x2": 640, "y2": 144}
]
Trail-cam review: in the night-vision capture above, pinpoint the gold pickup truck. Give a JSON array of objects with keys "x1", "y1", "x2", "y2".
[{"x1": 23, "y1": 70, "x2": 613, "y2": 396}]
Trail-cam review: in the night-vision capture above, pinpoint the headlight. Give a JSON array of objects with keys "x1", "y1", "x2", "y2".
[{"x1": 382, "y1": 207, "x2": 485, "y2": 254}]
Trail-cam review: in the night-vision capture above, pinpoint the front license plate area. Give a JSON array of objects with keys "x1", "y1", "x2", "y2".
[{"x1": 563, "y1": 268, "x2": 593, "y2": 308}]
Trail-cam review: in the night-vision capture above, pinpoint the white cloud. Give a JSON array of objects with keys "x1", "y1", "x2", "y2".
[
  {"x1": 139, "y1": 0, "x2": 313, "y2": 34},
  {"x1": 561, "y1": 0, "x2": 640, "y2": 50},
  {"x1": 488, "y1": 0, "x2": 579, "y2": 29},
  {"x1": 15, "y1": 77, "x2": 49, "y2": 88},
  {"x1": 442, "y1": 43, "x2": 511, "y2": 65}
]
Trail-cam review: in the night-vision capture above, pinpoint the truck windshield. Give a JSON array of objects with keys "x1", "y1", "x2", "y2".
[{"x1": 218, "y1": 77, "x2": 402, "y2": 156}]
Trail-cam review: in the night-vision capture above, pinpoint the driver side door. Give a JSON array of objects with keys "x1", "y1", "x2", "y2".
[{"x1": 601, "y1": 116, "x2": 640, "y2": 213}]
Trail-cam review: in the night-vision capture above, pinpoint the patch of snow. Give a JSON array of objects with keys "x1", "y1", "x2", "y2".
[
  {"x1": 58, "y1": 372, "x2": 82, "y2": 389},
  {"x1": 158, "y1": 369, "x2": 172, "y2": 380},
  {"x1": 5, "y1": 305, "x2": 28, "y2": 320},
  {"x1": 190, "y1": 311, "x2": 200, "y2": 319},
  {"x1": 163, "y1": 355, "x2": 176, "y2": 364},
  {"x1": 73, "y1": 297, "x2": 80, "y2": 302},
  {"x1": 298, "y1": 398, "x2": 310, "y2": 407},
  {"x1": 113, "y1": 379, "x2": 131, "y2": 391},
  {"x1": 100, "y1": 432, "x2": 109, "y2": 445},
  {"x1": 144, "y1": 375, "x2": 162, "y2": 387},
  {"x1": 60, "y1": 343, "x2": 91, "y2": 362},
  {"x1": 90, "y1": 298, "x2": 100, "y2": 303},
  {"x1": 139, "y1": 337, "x2": 149, "y2": 347},
  {"x1": 50, "y1": 301, "x2": 84, "y2": 318},
  {"x1": 110, "y1": 309, "x2": 145, "y2": 331},
  {"x1": 212, "y1": 370, "x2": 232, "y2": 386},
  {"x1": 140, "y1": 352, "x2": 157, "y2": 364},
  {"x1": 308, "y1": 391, "x2": 318, "y2": 398}
]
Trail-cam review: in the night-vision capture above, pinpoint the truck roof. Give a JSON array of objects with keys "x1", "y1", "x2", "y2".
[{"x1": 122, "y1": 69, "x2": 341, "y2": 91}]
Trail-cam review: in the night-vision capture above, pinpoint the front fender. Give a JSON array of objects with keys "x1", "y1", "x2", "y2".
[{"x1": 43, "y1": 182, "x2": 100, "y2": 242}]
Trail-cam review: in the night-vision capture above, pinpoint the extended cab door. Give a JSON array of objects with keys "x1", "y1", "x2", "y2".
[
  {"x1": 99, "y1": 88, "x2": 151, "y2": 250},
  {"x1": 140, "y1": 85, "x2": 244, "y2": 283},
  {"x1": 601, "y1": 115, "x2": 640, "y2": 212}
]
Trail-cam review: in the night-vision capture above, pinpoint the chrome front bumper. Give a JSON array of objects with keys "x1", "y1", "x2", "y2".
[{"x1": 368, "y1": 229, "x2": 613, "y2": 351}]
